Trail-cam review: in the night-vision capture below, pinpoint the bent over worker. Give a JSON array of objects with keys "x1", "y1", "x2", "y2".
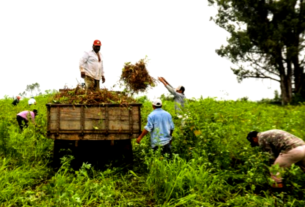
[
  {"x1": 12, "y1": 96, "x2": 21, "y2": 106},
  {"x1": 28, "y1": 97, "x2": 36, "y2": 106},
  {"x1": 79, "y1": 40, "x2": 105, "y2": 93},
  {"x1": 158, "y1": 77, "x2": 185, "y2": 113},
  {"x1": 136, "y1": 99, "x2": 174, "y2": 157},
  {"x1": 247, "y1": 129, "x2": 305, "y2": 188},
  {"x1": 16, "y1": 110, "x2": 38, "y2": 130}
]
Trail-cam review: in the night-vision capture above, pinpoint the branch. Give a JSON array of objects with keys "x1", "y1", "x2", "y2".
[
  {"x1": 254, "y1": 67, "x2": 280, "y2": 81},
  {"x1": 249, "y1": 57, "x2": 280, "y2": 76},
  {"x1": 243, "y1": 75, "x2": 280, "y2": 82},
  {"x1": 245, "y1": 54, "x2": 280, "y2": 77}
]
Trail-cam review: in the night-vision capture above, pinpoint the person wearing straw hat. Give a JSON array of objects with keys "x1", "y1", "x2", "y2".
[
  {"x1": 136, "y1": 99, "x2": 174, "y2": 157},
  {"x1": 79, "y1": 40, "x2": 105, "y2": 93},
  {"x1": 12, "y1": 95, "x2": 21, "y2": 106},
  {"x1": 16, "y1": 109, "x2": 38, "y2": 131},
  {"x1": 158, "y1": 77, "x2": 185, "y2": 114}
]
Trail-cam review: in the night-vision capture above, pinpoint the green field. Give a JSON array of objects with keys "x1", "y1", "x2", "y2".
[{"x1": 1, "y1": 93, "x2": 305, "y2": 206}]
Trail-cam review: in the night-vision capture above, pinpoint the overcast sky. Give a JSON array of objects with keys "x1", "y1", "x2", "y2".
[{"x1": 0, "y1": 0, "x2": 280, "y2": 101}]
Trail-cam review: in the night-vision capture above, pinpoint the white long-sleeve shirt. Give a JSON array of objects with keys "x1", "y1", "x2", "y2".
[
  {"x1": 79, "y1": 50, "x2": 104, "y2": 80},
  {"x1": 28, "y1": 98, "x2": 36, "y2": 105},
  {"x1": 165, "y1": 85, "x2": 185, "y2": 112}
]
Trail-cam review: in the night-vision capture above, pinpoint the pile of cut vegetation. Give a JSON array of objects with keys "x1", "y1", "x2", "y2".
[
  {"x1": 52, "y1": 86, "x2": 136, "y2": 105},
  {"x1": 120, "y1": 58, "x2": 156, "y2": 93}
]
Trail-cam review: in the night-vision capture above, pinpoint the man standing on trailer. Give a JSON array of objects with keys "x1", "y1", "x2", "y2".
[
  {"x1": 136, "y1": 99, "x2": 174, "y2": 157},
  {"x1": 247, "y1": 129, "x2": 305, "y2": 188},
  {"x1": 79, "y1": 40, "x2": 105, "y2": 93}
]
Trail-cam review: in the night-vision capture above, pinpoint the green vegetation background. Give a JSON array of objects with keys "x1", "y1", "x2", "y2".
[{"x1": 1, "y1": 93, "x2": 305, "y2": 206}]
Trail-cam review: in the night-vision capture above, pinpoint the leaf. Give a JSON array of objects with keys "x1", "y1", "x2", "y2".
[{"x1": 194, "y1": 130, "x2": 202, "y2": 137}]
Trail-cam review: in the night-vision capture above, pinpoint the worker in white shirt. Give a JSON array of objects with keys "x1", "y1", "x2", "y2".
[
  {"x1": 158, "y1": 77, "x2": 185, "y2": 113},
  {"x1": 79, "y1": 40, "x2": 105, "y2": 93},
  {"x1": 28, "y1": 97, "x2": 36, "y2": 106}
]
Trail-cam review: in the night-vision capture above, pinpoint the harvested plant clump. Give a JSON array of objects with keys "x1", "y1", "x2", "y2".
[
  {"x1": 51, "y1": 86, "x2": 137, "y2": 105},
  {"x1": 120, "y1": 58, "x2": 157, "y2": 93}
]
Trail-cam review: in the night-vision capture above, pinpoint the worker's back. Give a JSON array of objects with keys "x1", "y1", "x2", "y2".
[{"x1": 28, "y1": 97, "x2": 36, "y2": 105}]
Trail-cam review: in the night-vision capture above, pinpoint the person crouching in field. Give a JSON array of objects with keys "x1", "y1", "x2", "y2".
[
  {"x1": 12, "y1": 96, "x2": 21, "y2": 106},
  {"x1": 247, "y1": 129, "x2": 305, "y2": 188},
  {"x1": 16, "y1": 110, "x2": 38, "y2": 130},
  {"x1": 28, "y1": 97, "x2": 36, "y2": 106},
  {"x1": 136, "y1": 99, "x2": 174, "y2": 157}
]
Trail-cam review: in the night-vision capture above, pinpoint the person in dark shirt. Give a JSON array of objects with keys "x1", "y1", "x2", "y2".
[{"x1": 12, "y1": 96, "x2": 21, "y2": 106}]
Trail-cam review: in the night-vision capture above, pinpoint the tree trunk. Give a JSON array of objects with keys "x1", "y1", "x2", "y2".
[{"x1": 280, "y1": 75, "x2": 293, "y2": 105}]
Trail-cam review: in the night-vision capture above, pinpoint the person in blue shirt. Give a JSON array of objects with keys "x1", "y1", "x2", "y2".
[{"x1": 136, "y1": 99, "x2": 174, "y2": 156}]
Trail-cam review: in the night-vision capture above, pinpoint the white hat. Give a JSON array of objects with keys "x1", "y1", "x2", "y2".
[
  {"x1": 152, "y1": 99, "x2": 162, "y2": 106},
  {"x1": 176, "y1": 85, "x2": 183, "y2": 91}
]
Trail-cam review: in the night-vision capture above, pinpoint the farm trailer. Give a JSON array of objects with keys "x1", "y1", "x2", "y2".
[{"x1": 46, "y1": 103, "x2": 142, "y2": 168}]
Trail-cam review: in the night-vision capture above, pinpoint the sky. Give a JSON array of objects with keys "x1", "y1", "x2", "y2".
[{"x1": 0, "y1": 0, "x2": 280, "y2": 101}]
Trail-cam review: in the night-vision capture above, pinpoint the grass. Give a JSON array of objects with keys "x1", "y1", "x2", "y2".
[{"x1": 1, "y1": 93, "x2": 305, "y2": 206}]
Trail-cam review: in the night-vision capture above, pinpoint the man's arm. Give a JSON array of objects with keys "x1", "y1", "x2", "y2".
[
  {"x1": 158, "y1": 77, "x2": 178, "y2": 96},
  {"x1": 259, "y1": 140, "x2": 276, "y2": 163},
  {"x1": 158, "y1": 77, "x2": 171, "y2": 86},
  {"x1": 136, "y1": 129, "x2": 149, "y2": 144},
  {"x1": 101, "y1": 55, "x2": 105, "y2": 83},
  {"x1": 27, "y1": 112, "x2": 36, "y2": 125},
  {"x1": 79, "y1": 52, "x2": 88, "y2": 78},
  {"x1": 169, "y1": 114, "x2": 175, "y2": 144},
  {"x1": 169, "y1": 129, "x2": 174, "y2": 144}
]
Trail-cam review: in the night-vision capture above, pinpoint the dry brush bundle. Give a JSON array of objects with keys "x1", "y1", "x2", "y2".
[
  {"x1": 52, "y1": 85, "x2": 136, "y2": 105},
  {"x1": 120, "y1": 58, "x2": 157, "y2": 93}
]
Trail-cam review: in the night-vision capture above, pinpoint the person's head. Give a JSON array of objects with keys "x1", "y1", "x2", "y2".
[
  {"x1": 31, "y1": 96, "x2": 34, "y2": 99},
  {"x1": 17, "y1": 96, "x2": 21, "y2": 100},
  {"x1": 92, "y1": 40, "x2": 101, "y2": 53},
  {"x1": 247, "y1": 131, "x2": 259, "y2": 147},
  {"x1": 176, "y1": 86, "x2": 185, "y2": 94},
  {"x1": 33, "y1": 109, "x2": 38, "y2": 116},
  {"x1": 152, "y1": 99, "x2": 162, "y2": 109}
]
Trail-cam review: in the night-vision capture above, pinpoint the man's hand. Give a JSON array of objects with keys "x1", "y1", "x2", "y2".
[
  {"x1": 136, "y1": 129, "x2": 148, "y2": 144},
  {"x1": 272, "y1": 182, "x2": 283, "y2": 189},
  {"x1": 81, "y1": 71, "x2": 86, "y2": 78},
  {"x1": 158, "y1": 77, "x2": 166, "y2": 85},
  {"x1": 102, "y1": 76, "x2": 105, "y2": 83},
  {"x1": 136, "y1": 137, "x2": 142, "y2": 144},
  {"x1": 162, "y1": 77, "x2": 170, "y2": 85}
]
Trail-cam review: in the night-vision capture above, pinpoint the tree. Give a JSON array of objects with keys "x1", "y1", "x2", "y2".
[
  {"x1": 26, "y1": 83, "x2": 40, "y2": 96},
  {"x1": 19, "y1": 83, "x2": 41, "y2": 97},
  {"x1": 209, "y1": 0, "x2": 305, "y2": 104}
]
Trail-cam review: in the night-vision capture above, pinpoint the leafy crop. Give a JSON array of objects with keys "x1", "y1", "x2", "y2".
[
  {"x1": 1, "y1": 93, "x2": 305, "y2": 206},
  {"x1": 52, "y1": 87, "x2": 136, "y2": 105},
  {"x1": 120, "y1": 58, "x2": 157, "y2": 94}
]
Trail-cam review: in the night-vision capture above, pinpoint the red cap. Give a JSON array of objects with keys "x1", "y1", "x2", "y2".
[{"x1": 93, "y1": 40, "x2": 102, "y2": 46}]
